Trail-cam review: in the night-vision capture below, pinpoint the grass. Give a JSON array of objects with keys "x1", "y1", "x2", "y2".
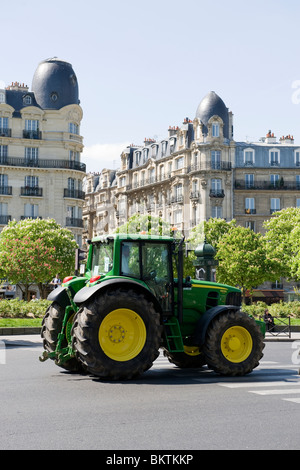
[{"x1": 0, "y1": 318, "x2": 42, "y2": 328}]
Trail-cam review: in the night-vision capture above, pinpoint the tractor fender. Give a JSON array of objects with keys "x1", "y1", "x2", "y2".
[
  {"x1": 194, "y1": 305, "x2": 240, "y2": 346},
  {"x1": 47, "y1": 286, "x2": 71, "y2": 309},
  {"x1": 73, "y1": 278, "x2": 163, "y2": 314}
]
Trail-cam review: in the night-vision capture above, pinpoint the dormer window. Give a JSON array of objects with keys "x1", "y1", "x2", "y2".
[
  {"x1": 0, "y1": 92, "x2": 5, "y2": 103},
  {"x1": 23, "y1": 95, "x2": 32, "y2": 105},
  {"x1": 212, "y1": 123, "x2": 219, "y2": 137}
]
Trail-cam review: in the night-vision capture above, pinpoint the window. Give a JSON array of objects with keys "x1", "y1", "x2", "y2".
[
  {"x1": 174, "y1": 209, "x2": 182, "y2": 224},
  {"x1": 175, "y1": 157, "x2": 184, "y2": 169},
  {"x1": 169, "y1": 138, "x2": 176, "y2": 153},
  {"x1": 149, "y1": 168, "x2": 155, "y2": 183},
  {"x1": 211, "y1": 205, "x2": 222, "y2": 218},
  {"x1": 244, "y1": 149, "x2": 254, "y2": 166},
  {"x1": 143, "y1": 148, "x2": 148, "y2": 163},
  {"x1": 0, "y1": 117, "x2": 8, "y2": 129},
  {"x1": 211, "y1": 150, "x2": 221, "y2": 169},
  {"x1": 23, "y1": 95, "x2": 32, "y2": 105},
  {"x1": 212, "y1": 123, "x2": 219, "y2": 137},
  {"x1": 245, "y1": 174, "x2": 254, "y2": 188},
  {"x1": 0, "y1": 174, "x2": 8, "y2": 188},
  {"x1": 270, "y1": 150, "x2": 280, "y2": 166},
  {"x1": 162, "y1": 141, "x2": 167, "y2": 156},
  {"x1": 245, "y1": 221, "x2": 255, "y2": 231},
  {"x1": 211, "y1": 178, "x2": 223, "y2": 197},
  {"x1": 0, "y1": 92, "x2": 5, "y2": 103},
  {"x1": 24, "y1": 203, "x2": 39, "y2": 218},
  {"x1": 25, "y1": 119, "x2": 38, "y2": 131},
  {"x1": 295, "y1": 150, "x2": 300, "y2": 167},
  {"x1": 69, "y1": 150, "x2": 80, "y2": 162},
  {"x1": 174, "y1": 184, "x2": 183, "y2": 201},
  {"x1": 270, "y1": 174, "x2": 279, "y2": 187},
  {"x1": 25, "y1": 147, "x2": 38, "y2": 164},
  {"x1": 25, "y1": 176, "x2": 38, "y2": 187},
  {"x1": 0, "y1": 202, "x2": 8, "y2": 215},
  {"x1": 135, "y1": 152, "x2": 141, "y2": 166},
  {"x1": 0, "y1": 145, "x2": 8, "y2": 163},
  {"x1": 119, "y1": 176, "x2": 126, "y2": 187},
  {"x1": 69, "y1": 122, "x2": 79, "y2": 135},
  {"x1": 271, "y1": 198, "x2": 280, "y2": 213},
  {"x1": 245, "y1": 198, "x2": 255, "y2": 214},
  {"x1": 296, "y1": 175, "x2": 300, "y2": 190},
  {"x1": 151, "y1": 145, "x2": 158, "y2": 158},
  {"x1": 297, "y1": 198, "x2": 300, "y2": 208}
]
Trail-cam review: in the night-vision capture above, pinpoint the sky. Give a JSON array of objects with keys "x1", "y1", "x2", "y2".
[{"x1": 1, "y1": 0, "x2": 300, "y2": 173}]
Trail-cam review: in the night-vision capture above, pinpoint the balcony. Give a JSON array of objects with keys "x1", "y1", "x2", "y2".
[
  {"x1": 235, "y1": 180, "x2": 300, "y2": 190},
  {"x1": 209, "y1": 189, "x2": 225, "y2": 198},
  {"x1": 245, "y1": 208, "x2": 256, "y2": 214},
  {"x1": 0, "y1": 186, "x2": 12, "y2": 195},
  {"x1": 66, "y1": 217, "x2": 83, "y2": 228},
  {"x1": 190, "y1": 191, "x2": 200, "y2": 199},
  {"x1": 64, "y1": 188, "x2": 85, "y2": 200},
  {"x1": 188, "y1": 161, "x2": 232, "y2": 172},
  {"x1": 23, "y1": 130, "x2": 42, "y2": 140},
  {"x1": 0, "y1": 156, "x2": 86, "y2": 172},
  {"x1": 20, "y1": 187, "x2": 43, "y2": 197},
  {"x1": 0, "y1": 215, "x2": 11, "y2": 224},
  {"x1": 0, "y1": 128, "x2": 11, "y2": 137}
]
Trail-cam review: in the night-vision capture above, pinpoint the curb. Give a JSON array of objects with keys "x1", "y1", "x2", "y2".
[{"x1": 0, "y1": 327, "x2": 41, "y2": 336}]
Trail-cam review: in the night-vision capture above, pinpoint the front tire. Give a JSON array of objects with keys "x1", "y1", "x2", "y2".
[
  {"x1": 203, "y1": 310, "x2": 265, "y2": 376},
  {"x1": 72, "y1": 289, "x2": 163, "y2": 380}
]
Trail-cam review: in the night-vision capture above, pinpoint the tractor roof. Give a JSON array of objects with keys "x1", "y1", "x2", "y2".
[{"x1": 91, "y1": 233, "x2": 175, "y2": 243}]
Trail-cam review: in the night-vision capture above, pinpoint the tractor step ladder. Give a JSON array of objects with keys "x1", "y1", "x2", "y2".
[{"x1": 164, "y1": 317, "x2": 184, "y2": 352}]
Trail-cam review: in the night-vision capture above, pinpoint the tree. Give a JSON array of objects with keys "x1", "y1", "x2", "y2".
[
  {"x1": 215, "y1": 225, "x2": 273, "y2": 302},
  {"x1": 115, "y1": 213, "x2": 176, "y2": 237},
  {"x1": 263, "y1": 207, "x2": 300, "y2": 280},
  {"x1": 0, "y1": 218, "x2": 78, "y2": 299}
]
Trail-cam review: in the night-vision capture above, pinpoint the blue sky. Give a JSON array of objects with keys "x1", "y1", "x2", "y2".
[{"x1": 1, "y1": 0, "x2": 300, "y2": 172}]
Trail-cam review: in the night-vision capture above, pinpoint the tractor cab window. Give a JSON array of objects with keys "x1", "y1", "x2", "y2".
[
  {"x1": 91, "y1": 241, "x2": 114, "y2": 275},
  {"x1": 121, "y1": 241, "x2": 140, "y2": 277}
]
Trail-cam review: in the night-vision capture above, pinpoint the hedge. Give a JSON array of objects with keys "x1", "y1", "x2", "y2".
[
  {"x1": 243, "y1": 301, "x2": 300, "y2": 319},
  {"x1": 0, "y1": 299, "x2": 51, "y2": 318}
]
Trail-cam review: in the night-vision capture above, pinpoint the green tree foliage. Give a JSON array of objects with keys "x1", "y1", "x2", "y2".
[
  {"x1": 0, "y1": 218, "x2": 78, "y2": 298},
  {"x1": 115, "y1": 213, "x2": 177, "y2": 237},
  {"x1": 215, "y1": 225, "x2": 272, "y2": 302},
  {"x1": 263, "y1": 207, "x2": 300, "y2": 280}
]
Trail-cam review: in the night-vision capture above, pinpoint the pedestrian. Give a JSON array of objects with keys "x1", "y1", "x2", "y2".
[
  {"x1": 264, "y1": 308, "x2": 275, "y2": 331},
  {"x1": 50, "y1": 274, "x2": 61, "y2": 289}
]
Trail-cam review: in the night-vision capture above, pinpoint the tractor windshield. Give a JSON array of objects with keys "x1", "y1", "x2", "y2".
[{"x1": 91, "y1": 240, "x2": 114, "y2": 276}]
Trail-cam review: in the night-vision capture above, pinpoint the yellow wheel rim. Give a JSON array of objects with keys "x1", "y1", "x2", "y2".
[
  {"x1": 99, "y1": 308, "x2": 146, "y2": 362},
  {"x1": 221, "y1": 326, "x2": 253, "y2": 363},
  {"x1": 184, "y1": 345, "x2": 201, "y2": 356}
]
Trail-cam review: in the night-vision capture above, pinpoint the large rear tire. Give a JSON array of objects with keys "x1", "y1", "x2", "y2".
[
  {"x1": 41, "y1": 302, "x2": 82, "y2": 372},
  {"x1": 203, "y1": 310, "x2": 265, "y2": 376},
  {"x1": 72, "y1": 289, "x2": 163, "y2": 380}
]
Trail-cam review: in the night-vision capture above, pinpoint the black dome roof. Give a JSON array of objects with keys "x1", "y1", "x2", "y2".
[
  {"x1": 31, "y1": 58, "x2": 79, "y2": 110},
  {"x1": 195, "y1": 91, "x2": 229, "y2": 138}
]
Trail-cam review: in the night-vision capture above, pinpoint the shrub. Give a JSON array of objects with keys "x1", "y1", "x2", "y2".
[{"x1": 0, "y1": 299, "x2": 51, "y2": 318}]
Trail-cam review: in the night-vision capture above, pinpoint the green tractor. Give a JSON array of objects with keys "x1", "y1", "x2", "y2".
[{"x1": 40, "y1": 233, "x2": 265, "y2": 380}]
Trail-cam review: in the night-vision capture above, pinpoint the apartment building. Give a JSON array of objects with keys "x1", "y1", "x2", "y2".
[{"x1": 0, "y1": 58, "x2": 85, "y2": 246}]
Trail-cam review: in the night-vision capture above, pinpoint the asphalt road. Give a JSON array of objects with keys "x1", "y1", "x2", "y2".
[{"x1": 0, "y1": 336, "x2": 300, "y2": 451}]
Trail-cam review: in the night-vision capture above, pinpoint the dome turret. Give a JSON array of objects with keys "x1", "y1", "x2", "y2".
[
  {"x1": 195, "y1": 91, "x2": 229, "y2": 139},
  {"x1": 32, "y1": 57, "x2": 79, "y2": 110}
]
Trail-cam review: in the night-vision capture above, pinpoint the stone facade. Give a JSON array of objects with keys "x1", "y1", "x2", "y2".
[
  {"x1": 0, "y1": 58, "x2": 85, "y2": 247},
  {"x1": 83, "y1": 92, "x2": 300, "y2": 246}
]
